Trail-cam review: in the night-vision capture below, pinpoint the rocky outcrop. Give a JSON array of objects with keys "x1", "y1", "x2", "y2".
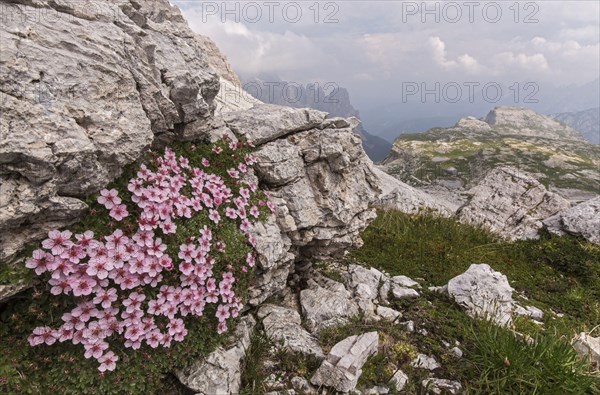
[
  {"x1": 0, "y1": 1, "x2": 380, "y2": 317},
  {"x1": 485, "y1": 107, "x2": 586, "y2": 142},
  {"x1": 544, "y1": 197, "x2": 600, "y2": 244},
  {"x1": 422, "y1": 378, "x2": 463, "y2": 395},
  {"x1": 258, "y1": 304, "x2": 325, "y2": 359},
  {"x1": 311, "y1": 331, "x2": 379, "y2": 392},
  {"x1": 0, "y1": 0, "x2": 222, "y2": 261},
  {"x1": 457, "y1": 167, "x2": 571, "y2": 240},
  {"x1": 300, "y1": 277, "x2": 360, "y2": 333},
  {"x1": 177, "y1": 316, "x2": 256, "y2": 394},
  {"x1": 447, "y1": 264, "x2": 513, "y2": 326},
  {"x1": 373, "y1": 167, "x2": 457, "y2": 216}
]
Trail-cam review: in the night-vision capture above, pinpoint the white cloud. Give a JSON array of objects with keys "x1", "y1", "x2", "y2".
[{"x1": 493, "y1": 52, "x2": 549, "y2": 72}]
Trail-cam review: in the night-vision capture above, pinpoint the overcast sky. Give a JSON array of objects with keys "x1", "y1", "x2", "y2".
[{"x1": 173, "y1": 1, "x2": 599, "y2": 128}]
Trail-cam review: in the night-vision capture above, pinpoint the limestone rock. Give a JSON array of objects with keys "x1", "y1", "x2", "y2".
[
  {"x1": 311, "y1": 332, "x2": 379, "y2": 393},
  {"x1": 372, "y1": 167, "x2": 456, "y2": 216},
  {"x1": 544, "y1": 197, "x2": 600, "y2": 244},
  {"x1": 450, "y1": 347, "x2": 463, "y2": 358},
  {"x1": 411, "y1": 354, "x2": 441, "y2": 371},
  {"x1": 389, "y1": 369, "x2": 409, "y2": 391},
  {"x1": 391, "y1": 275, "x2": 419, "y2": 288},
  {"x1": 391, "y1": 285, "x2": 420, "y2": 299},
  {"x1": 0, "y1": 0, "x2": 224, "y2": 260},
  {"x1": 177, "y1": 315, "x2": 255, "y2": 394},
  {"x1": 376, "y1": 306, "x2": 402, "y2": 321},
  {"x1": 457, "y1": 167, "x2": 571, "y2": 240},
  {"x1": 222, "y1": 104, "x2": 327, "y2": 145},
  {"x1": 290, "y1": 376, "x2": 317, "y2": 395},
  {"x1": 258, "y1": 304, "x2": 325, "y2": 359},
  {"x1": 422, "y1": 378, "x2": 463, "y2": 394},
  {"x1": 447, "y1": 264, "x2": 513, "y2": 326},
  {"x1": 346, "y1": 264, "x2": 384, "y2": 301},
  {"x1": 300, "y1": 278, "x2": 360, "y2": 333},
  {"x1": 572, "y1": 332, "x2": 600, "y2": 366}
]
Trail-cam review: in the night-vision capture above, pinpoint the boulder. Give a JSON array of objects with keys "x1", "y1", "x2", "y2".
[
  {"x1": 311, "y1": 332, "x2": 379, "y2": 392},
  {"x1": 177, "y1": 315, "x2": 255, "y2": 394},
  {"x1": 447, "y1": 264, "x2": 513, "y2": 326},
  {"x1": 544, "y1": 197, "x2": 600, "y2": 244},
  {"x1": 457, "y1": 167, "x2": 571, "y2": 240},
  {"x1": 0, "y1": 0, "x2": 221, "y2": 261},
  {"x1": 258, "y1": 304, "x2": 325, "y2": 359},
  {"x1": 372, "y1": 167, "x2": 456, "y2": 216},
  {"x1": 572, "y1": 332, "x2": 600, "y2": 366},
  {"x1": 300, "y1": 278, "x2": 360, "y2": 333}
]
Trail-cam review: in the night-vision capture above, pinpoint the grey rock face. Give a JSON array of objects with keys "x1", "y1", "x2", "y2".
[
  {"x1": 447, "y1": 264, "x2": 514, "y2": 326},
  {"x1": 422, "y1": 378, "x2": 463, "y2": 394},
  {"x1": 311, "y1": 331, "x2": 379, "y2": 393},
  {"x1": 457, "y1": 167, "x2": 571, "y2": 240},
  {"x1": 544, "y1": 197, "x2": 600, "y2": 244},
  {"x1": 300, "y1": 278, "x2": 360, "y2": 333},
  {"x1": 258, "y1": 304, "x2": 325, "y2": 359},
  {"x1": 177, "y1": 315, "x2": 256, "y2": 394},
  {"x1": 0, "y1": 0, "x2": 221, "y2": 261}
]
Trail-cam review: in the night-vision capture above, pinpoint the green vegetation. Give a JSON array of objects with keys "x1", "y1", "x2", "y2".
[
  {"x1": 0, "y1": 140, "x2": 267, "y2": 394},
  {"x1": 344, "y1": 210, "x2": 600, "y2": 394},
  {"x1": 390, "y1": 132, "x2": 600, "y2": 192}
]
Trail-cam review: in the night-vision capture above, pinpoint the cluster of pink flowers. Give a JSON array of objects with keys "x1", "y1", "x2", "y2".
[{"x1": 26, "y1": 143, "x2": 273, "y2": 371}]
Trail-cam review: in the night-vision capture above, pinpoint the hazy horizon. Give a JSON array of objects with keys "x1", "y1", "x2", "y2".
[{"x1": 173, "y1": 0, "x2": 600, "y2": 137}]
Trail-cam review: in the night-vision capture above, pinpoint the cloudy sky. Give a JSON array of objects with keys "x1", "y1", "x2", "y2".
[{"x1": 173, "y1": 1, "x2": 599, "y2": 133}]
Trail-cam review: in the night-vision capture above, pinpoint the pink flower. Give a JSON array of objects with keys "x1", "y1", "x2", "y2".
[
  {"x1": 84, "y1": 340, "x2": 108, "y2": 360},
  {"x1": 201, "y1": 158, "x2": 210, "y2": 167},
  {"x1": 123, "y1": 292, "x2": 146, "y2": 314},
  {"x1": 109, "y1": 204, "x2": 129, "y2": 221},
  {"x1": 209, "y1": 209, "x2": 221, "y2": 224},
  {"x1": 26, "y1": 249, "x2": 56, "y2": 275},
  {"x1": 216, "y1": 304, "x2": 230, "y2": 322},
  {"x1": 97, "y1": 189, "x2": 121, "y2": 210},
  {"x1": 217, "y1": 321, "x2": 227, "y2": 334},
  {"x1": 98, "y1": 351, "x2": 118, "y2": 372},
  {"x1": 93, "y1": 288, "x2": 118, "y2": 309},
  {"x1": 71, "y1": 276, "x2": 97, "y2": 297},
  {"x1": 227, "y1": 168, "x2": 240, "y2": 179},
  {"x1": 42, "y1": 230, "x2": 73, "y2": 256},
  {"x1": 28, "y1": 326, "x2": 57, "y2": 346},
  {"x1": 225, "y1": 207, "x2": 237, "y2": 219},
  {"x1": 212, "y1": 146, "x2": 223, "y2": 154},
  {"x1": 249, "y1": 206, "x2": 260, "y2": 218}
]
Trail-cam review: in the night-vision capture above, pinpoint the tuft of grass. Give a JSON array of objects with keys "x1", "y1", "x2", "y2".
[{"x1": 469, "y1": 321, "x2": 599, "y2": 395}]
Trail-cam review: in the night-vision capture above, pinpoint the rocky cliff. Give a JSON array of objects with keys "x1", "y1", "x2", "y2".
[{"x1": 0, "y1": 0, "x2": 380, "y2": 308}]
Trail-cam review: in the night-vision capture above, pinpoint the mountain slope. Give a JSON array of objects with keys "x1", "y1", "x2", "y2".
[
  {"x1": 552, "y1": 108, "x2": 600, "y2": 145},
  {"x1": 382, "y1": 107, "x2": 600, "y2": 196}
]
